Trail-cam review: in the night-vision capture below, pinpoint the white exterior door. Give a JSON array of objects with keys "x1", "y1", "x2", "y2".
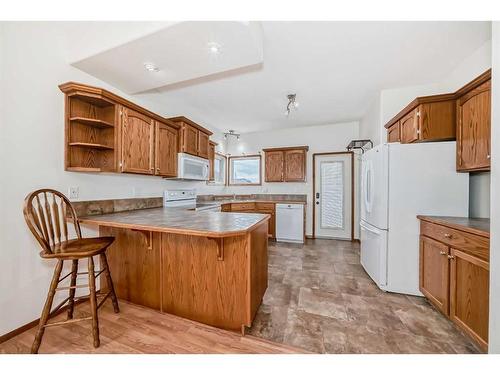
[{"x1": 314, "y1": 153, "x2": 352, "y2": 239}]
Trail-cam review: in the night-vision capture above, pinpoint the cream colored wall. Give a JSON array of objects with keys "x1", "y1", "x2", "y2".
[
  {"x1": 222, "y1": 122, "x2": 361, "y2": 239},
  {"x1": 0, "y1": 22, "x2": 225, "y2": 335}
]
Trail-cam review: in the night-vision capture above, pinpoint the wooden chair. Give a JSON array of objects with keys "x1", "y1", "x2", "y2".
[{"x1": 23, "y1": 188, "x2": 119, "y2": 354}]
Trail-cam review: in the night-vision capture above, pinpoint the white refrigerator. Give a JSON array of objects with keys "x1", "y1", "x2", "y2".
[{"x1": 360, "y1": 142, "x2": 469, "y2": 296}]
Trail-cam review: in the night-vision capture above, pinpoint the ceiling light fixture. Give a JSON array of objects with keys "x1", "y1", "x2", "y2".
[
  {"x1": 144, "y1": 63, "x2": 160, "y2": 72},
  {"x1": 223, "y1": 129, "x2": 240, "y2": 141},
  {"x1": 285, "y1": 94, "x2": 299, "y2": 116},
  {"x1": 207, "y1": 42, "x2": 221, "y2": 54}
]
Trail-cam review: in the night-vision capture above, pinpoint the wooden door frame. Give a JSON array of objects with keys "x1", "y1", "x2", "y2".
[{"x1": 312, "y1": 151, "x2": 354, "y2": 241}]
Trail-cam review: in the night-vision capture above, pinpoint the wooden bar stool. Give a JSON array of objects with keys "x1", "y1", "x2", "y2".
[{"x1": 23, "y1": 188, "x2": 119, "y2": 354}]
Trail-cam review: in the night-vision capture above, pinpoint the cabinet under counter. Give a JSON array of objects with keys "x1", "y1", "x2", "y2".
[
  {"x1": 417, "y1": 215, "x2": 490, "y2": 352},
  {"x1": 80, "y1": 208, "x2": 270, "y2": 333}
]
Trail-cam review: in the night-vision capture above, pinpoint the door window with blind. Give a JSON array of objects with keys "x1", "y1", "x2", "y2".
[
  {"x1": 320, "y1": 160, "x2": 345, "y2": 229},
  {"x1": 314, "y1": 153, "x2": 353, "y2": 239},
  {"x1": 228, "y1": 155, "x2": 261, "y2": 185}
]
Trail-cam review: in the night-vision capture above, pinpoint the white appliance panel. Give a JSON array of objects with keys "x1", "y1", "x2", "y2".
[
  {"x1": 361, "y1": 144, "x2": 389, "y2": 230},
  {"x1": 276, "y1": 204, "x2": 304, "y2": 243},
  {"x1": 386, "y1": 141, "x2": 469, "y2": 295},
  {"x1": 360, "y1": 220, "x2": 388, "y2": 287}
]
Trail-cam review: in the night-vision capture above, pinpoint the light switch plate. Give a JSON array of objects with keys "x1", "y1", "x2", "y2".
[{"x1": 69, "y1": 187, "x2": 79, "y2": 200}]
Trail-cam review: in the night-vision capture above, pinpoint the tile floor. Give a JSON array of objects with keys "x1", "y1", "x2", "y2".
[{"x1": 248, "y1": 239, "x2": 481, "y2": 354}]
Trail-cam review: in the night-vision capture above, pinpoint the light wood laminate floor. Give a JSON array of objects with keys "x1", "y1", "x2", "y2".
[{"x1": 0, "y1": 301, "x2": 306, "y2": 354}]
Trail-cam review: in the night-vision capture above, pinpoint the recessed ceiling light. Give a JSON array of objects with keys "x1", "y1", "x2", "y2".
[
  {"x1": 144, "y1": 63, "x2": 160, "y2": 72},
  {"x1": 207, "y1": 42, "x2": 221, "y2": 54}
]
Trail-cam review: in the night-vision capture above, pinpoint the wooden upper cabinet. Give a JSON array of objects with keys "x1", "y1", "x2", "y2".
[
  {"x1": 264, "y1": 146, "x2": 308, "y2": 182},
  {"x1": 385, "y1": 95, "x2": 456, "y2": 144},
  {"x1": 284, "y1": 149, "x2": 307, "y2": 182},
  {"x1": 265, "y1": 151, "x2": 284, "y2": 182},
  {"x1": 208, "y1": 141, "x2": 216, "y2": 181},
  {"x1": 456, "y1": 73, "x2": 491, "y2": 172},
  {"x1": 59, "y1": 82, "x2": 181, "y2": 176},
  {"x1": 419, "y1": 236, "x2": 450, "y2": 315},
  {"x1": 198, "y1": 131, "x2": 210, "y2": 159},
  {"x1": 121, "y1": 107, "x2": 155, "y2": 174},
  {"x1": 155, "y1": 121, "x2": 178, "y2": 177},
  {"x1": 169, "y1": 116, "x2": 213, "y2": 159},
  {"x1": 387, "y1": 121, "x2": 400, "y2": 143},
  {"x1": 181, "y1": 123, "x2": 198, "y2": 156}
]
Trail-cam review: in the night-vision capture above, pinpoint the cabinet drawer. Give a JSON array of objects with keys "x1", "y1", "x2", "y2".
[
  {"x1": 420, "y1": 221, "x2": 489, "y2": 261},
  {"x1": 231, "y1": 202, "x2": 256, "y2": 211},
  {"x1": 255, "y1": 202, "x2": 275, "y2": 211}
]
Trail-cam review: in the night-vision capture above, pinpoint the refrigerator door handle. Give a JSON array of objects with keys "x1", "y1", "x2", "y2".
[
  {"x1": 360, "y1": 220, "x2": 381, "y2": 235},
  {"x1": 364, "y1": 161, "x2": 373, "y2": 213}
]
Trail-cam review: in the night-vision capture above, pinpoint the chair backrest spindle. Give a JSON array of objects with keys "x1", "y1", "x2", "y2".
[{"x1": 23, "y1": 189, "x2": 82, "y2": 255}]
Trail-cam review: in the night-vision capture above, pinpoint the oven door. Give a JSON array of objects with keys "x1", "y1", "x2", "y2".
[{"x1": 178, "y1": 153, "x2": 209, "y2": 180}]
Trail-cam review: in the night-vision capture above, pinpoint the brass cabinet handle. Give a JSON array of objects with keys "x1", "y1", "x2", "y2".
[
  {"x1": 448, "y1": 255, "x2": 455, "y2": 260},
  {"x1": 444, "y1": 233, "x2": 453, "y2": 239},
  {"x1": 439, "y1": 251, "x2": 447, "y2": 255}
]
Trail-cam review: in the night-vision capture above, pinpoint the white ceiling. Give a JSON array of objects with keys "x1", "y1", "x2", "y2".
[
  {"x1": 72, "y1": 21, "x2": 491, "y2": 133},
  {"x1": 73, "y1": 21, "x2": 263, "y2": 94}
]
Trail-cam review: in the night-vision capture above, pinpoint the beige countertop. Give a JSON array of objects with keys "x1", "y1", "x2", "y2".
[
  {"x1": 80, "y1": 207, "x2": 270, "y2": 238},
  {"x1": 417, "y1": 215, "x2": 490, "y2": 237}
]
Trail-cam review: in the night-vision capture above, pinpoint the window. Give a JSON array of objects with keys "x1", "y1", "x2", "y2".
[
  {"x1": 229, "y1": 155, "x2": 261, "y2": 185},
  {"x1": 213, "y1": 153, "x2": 226, "y2": 185}
]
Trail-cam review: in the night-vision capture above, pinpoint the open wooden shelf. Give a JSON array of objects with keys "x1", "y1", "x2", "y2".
[
  {"x1": 69, "y1": 116, "x2": 114, "y2": 128},
  {"x1": 69, "y1": 142, "x2": 114, "y2": 150},
  {"x1": 66, "y1": 167, "x2": 102, "y2": 172}
]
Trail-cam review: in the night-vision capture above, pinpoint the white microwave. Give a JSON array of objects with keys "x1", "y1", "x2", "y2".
[{"x1": 174, "y1": 153, "x2": 209, "y2": 181}]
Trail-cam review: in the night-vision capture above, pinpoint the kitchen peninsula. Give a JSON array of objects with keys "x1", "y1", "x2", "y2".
[{"x1": 79, "y1": 206, "x2": 270, "y2": 333}]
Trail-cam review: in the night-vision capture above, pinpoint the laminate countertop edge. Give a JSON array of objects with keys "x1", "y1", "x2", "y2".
[
  {"x1": 79, "y1": 211, "x2": 271, "y2": 238},
  {"x1": 417, "y1": 215, "x2": 490, "y2": 238}
]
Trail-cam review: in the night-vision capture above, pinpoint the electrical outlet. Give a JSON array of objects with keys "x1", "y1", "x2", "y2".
[{"x1": 69, "y1": 187, "x2": 79, "y2": 200}]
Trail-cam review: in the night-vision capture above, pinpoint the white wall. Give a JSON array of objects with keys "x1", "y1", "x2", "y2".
[
  {"x1": 488, "y1": 22, "x2": 500, "y2": 354},
  {"x1": 0, "y1": 22, "x2": 225, "y2": 336},
  {"x1": 221, "y1": 122, "x2": 361, "y2": 238},
  {"x1": 359, "y1": 95, "x2": 381, "y2": 146}
]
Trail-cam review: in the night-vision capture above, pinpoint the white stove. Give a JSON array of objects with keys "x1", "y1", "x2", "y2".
[{"x1": 163, "y1": 189, "x2": 221, "y2": 212}]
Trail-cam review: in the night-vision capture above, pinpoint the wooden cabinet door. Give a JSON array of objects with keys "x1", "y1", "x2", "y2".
[
  {"x1": 400, "y1": 108, "x2": 419, "y2": 143},
  {"x1": 387, "y1": 121, "x2": 400, "y2": 143},
  {"x1": 419, "y1": 236, "x2": 450, "y2": 315},
  {"x1": 284, "y1": 149, "x2": 306, "y2": 182},
  {"x1": 100, "y1": 227, "x2": 161, "y2": 310},
  {"x1": 265, "y1": 151, "x2": 284, "y2": 182},
  {"x1": 208, "y1": 142, "x2": 216, "y2": 181},
  {"x1": 457, "y1": 80, "x2": 491, "y2": 171},
  {"x1": 121, "y1": 107, "x2": 154, "y2": 174},
  {"x1": 155, "y1": 121, "x2": 178, "y2": 177},
  {"x1": 418, "y1": 101, "x2": 456, "y2": 141},
  {"x1": 198, "y1": 131, "x2": 210, "y2": 159},
  {"x1": 450, "y1": 248, "x2": 489, "y2": 351},
  {"x1": 181, "y1": 123, "x2": 198, "y2": 156}
]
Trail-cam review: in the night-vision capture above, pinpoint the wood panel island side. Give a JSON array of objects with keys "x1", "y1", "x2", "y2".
[{"x1": 79, "y1": 208, "x2": 270, "y2": 333}]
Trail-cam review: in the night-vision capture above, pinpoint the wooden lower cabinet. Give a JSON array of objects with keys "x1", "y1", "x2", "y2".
[
  {"x1": 418, "y1": 217, "x2": 489, "y2": 352},
  {"x1": 419, "y1": 236, "x2": 450, "y2": 315},
  {"x1": 99, "y1": 223, "x2": 268, "y2": 332},
  {"x1": 450, "y1": 248, "x2": 489, "y2": 350},
  {"x1": 223, "y1": 202, "x2": 276, "y2": 239},
  {"x1": 100, "y1": 227, "x2": 161, "y2": 310}
]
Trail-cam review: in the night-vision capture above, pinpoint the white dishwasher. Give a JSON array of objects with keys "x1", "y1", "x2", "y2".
[{"x1": 276, "y1": 203, "x2": 304, "y2": 243}]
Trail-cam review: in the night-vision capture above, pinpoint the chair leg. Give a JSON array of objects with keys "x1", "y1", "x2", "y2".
[
  {"x1": 87, "y1": 256, "x2": 100, "y2": 348},
  {"x1": 100, "y1": 252, "x2": 120, "y2": 313},
  {"x1": 31, "y1": 259, "x2": 64, "y2": 354},
  {"x1": 67, "y1": 259, "x2": 79, "y2": 320}
]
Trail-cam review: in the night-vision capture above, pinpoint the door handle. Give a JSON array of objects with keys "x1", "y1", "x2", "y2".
[
  {"x1": 316, "y1": 193, "x2": 320, "y2": 199},
  {"x1": 316, "y1": 201, "x2": 319, "y2": 205}
]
